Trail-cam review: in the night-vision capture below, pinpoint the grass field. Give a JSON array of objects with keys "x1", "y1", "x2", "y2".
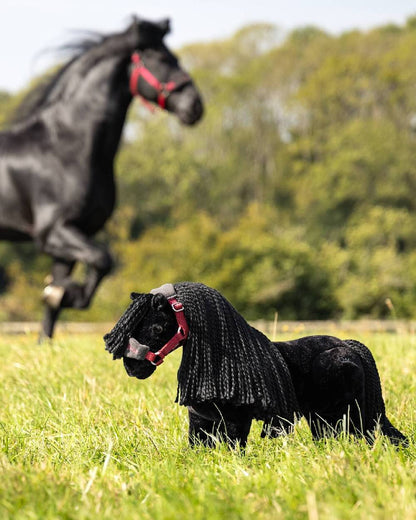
[{"x1": 0, "y1": 329, "x2": 415, "y2": 519}]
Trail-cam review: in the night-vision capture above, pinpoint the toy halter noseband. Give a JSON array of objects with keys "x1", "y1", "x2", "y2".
[
  {"x1": 129, "y1": 52, "x2": 192, "y2": 109},
  {"x1": 124, "y1": 283, "x2": 189, "y2": 366}
]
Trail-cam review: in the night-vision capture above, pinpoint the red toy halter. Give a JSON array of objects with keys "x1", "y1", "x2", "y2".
[
  {"x1": 129, "y1": 52, "x2": 191, "y2": 109},
  {"x1": 144, "y1": 295, "x2": 189, "y2": 366}
]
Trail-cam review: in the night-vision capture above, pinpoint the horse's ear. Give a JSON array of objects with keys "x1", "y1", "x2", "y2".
[
  {"x1": 135, "y1": 18, "x2": 170, "y2": 48},
  {"x1": 158, "y1": 18, "x2": 171, "y2": 36},
  {"x1": 151, "y1": 293, "x2": 170, "y2": 312},
  {"x1": 129, "y1": 15, "x2": 140, "y2": 35}
]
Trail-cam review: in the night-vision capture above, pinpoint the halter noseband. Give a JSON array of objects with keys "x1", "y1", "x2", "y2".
[
  {"x1": 129, "y1": 52, "x2": 192, "y2": 109},
  {"x1": 125, "y1": 288, "x2": 189, "y2": 367}
]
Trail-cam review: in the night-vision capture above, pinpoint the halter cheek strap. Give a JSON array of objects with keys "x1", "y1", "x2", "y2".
[
  {"x1": 129, "y1": 52, "x2": 192, "y2": 109},
  {"x1": 145, "y1": 295, "x2": 189, "y2": 366},
  {"x1": 124, "y1": 284, "x2": 189, "y2": 367}
]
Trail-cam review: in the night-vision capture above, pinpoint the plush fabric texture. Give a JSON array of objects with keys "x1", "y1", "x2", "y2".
[
  {"x1": 344, "y1": 339, "x2": 406, "y2": 442},
  {"x1": 274, "y1": 335, "x2": 407, "y2": 445}
]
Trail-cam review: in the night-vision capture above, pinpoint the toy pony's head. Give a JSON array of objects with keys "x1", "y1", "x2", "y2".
[{"x1": 104, "y1": 285, "x2": 179, "y2": 379}]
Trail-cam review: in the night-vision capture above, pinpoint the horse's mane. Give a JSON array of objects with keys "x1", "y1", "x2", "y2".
[
  {"x1": 174, "y1": 282, "x2": 298, "y2": 421},
  {"x1": 10, "y1": 33, "x2": 104, "y2": 124},
  {"x1": 10, "y1": 20, "x2": 138, "y2": 125}
]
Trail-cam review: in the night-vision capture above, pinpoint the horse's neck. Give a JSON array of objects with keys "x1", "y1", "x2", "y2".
[
  {"x1": 34, "y1": 52, "x2": 130, "y2": 174},
  {"x1": 54, "y1": 54, "x2": 131, "y2": 128}
]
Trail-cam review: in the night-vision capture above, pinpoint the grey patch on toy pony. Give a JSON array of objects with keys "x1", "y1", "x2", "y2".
[
  {"x1": 150, "y1": 283, "x2": 176, "y2": 298},
  {"x1": 125, "y1": 337, "x2": 150, "y2": 360}
]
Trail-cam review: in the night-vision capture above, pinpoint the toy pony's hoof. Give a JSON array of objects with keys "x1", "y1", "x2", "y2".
[{"x1": 42, "y1": 284, "x2": 65, "y2": 309}]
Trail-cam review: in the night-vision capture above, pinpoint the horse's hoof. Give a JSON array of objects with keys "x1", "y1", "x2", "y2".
[{"x1": 42, "y1": 284, "x2": 65, "y2": 309}]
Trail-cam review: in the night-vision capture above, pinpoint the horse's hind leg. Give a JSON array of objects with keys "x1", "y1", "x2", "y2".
[
  {"x1": 41, "y1": 258, "x2": 75, "y2": 339},
  {"x1": 42, "y1": 224, "x2": 113, "y2": 329}
]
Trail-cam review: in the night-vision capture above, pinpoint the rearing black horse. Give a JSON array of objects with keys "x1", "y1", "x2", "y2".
[{"x1": 0, "y1": 17, "x2": 203, "y2": 338}]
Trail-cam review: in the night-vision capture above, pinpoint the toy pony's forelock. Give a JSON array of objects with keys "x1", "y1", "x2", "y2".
[
  {"x1": 173, "y1": 282, "x2": 299, "y2": 423},
  {"x1": 104, "y1": 293, "x2": 152, "y2": 359}
]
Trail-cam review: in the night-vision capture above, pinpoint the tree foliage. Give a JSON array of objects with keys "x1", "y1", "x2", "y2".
[{"x1": 3, "y1": 18, "x2": 416, "y2": 320}]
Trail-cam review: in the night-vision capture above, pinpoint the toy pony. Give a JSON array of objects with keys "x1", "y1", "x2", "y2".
[{"x1": 104, "y1": 282, "x2": 407, "y2": 447}]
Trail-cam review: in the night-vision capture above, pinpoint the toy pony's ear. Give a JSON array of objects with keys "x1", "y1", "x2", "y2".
[
  {"x1": 151, "y1": 292, "x2": 170, "y2": 312},
  {"x1": 130, "y1": 292, "x2": 144, "y2": 300},
  {"x1": 149, "y1": 283, "x2": 176, "y2": 312}
]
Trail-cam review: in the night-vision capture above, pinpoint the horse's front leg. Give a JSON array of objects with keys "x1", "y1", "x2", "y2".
[{"x1": 41, "y1": 224, "x2": 113, "y2": 337}]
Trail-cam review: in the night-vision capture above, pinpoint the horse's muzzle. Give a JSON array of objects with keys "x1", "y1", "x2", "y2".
[{"x1": 169, "y1": 86, "x2": 204, "y2": 125}]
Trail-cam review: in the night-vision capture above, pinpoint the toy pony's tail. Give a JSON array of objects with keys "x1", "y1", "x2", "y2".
[{"x1": 344, "y1": 339, "x2": 408, "y2": 447}]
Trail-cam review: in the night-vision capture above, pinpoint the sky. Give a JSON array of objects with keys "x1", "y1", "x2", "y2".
[{"x1": 0, "y1": 0, "x2": 416, "y2": 92}]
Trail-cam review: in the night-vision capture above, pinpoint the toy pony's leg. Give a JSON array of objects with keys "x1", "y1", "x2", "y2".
[
  {"x1": 220, "y1": 417, "x2": 252, "y2": 448},
  {"x1": 261, "y1": 413, "x2": 297, "y2": 438},
  {"x1": 381, "y1": 416, "x2": 408, "y2": 447},
  {"x1": 306, "y1": 411, "x2": 355, "y2": 440},
  {"x1": 304, "y1": 347, "x2": 367, "y2": 440},
  {"x1": 344, "y1": 340, "x2": 408, "y2": 446},
  {"x1": 188, "y1": 406, "x2": 252, "y2": 448},
  {"x1": 188, "y1": 408, "x2": 218, "y2": 447}
]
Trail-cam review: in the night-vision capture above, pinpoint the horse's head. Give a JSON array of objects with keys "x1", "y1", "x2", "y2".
[
  {"x1": 128, "y1": 18, "x2": 203, "y2": 125},
  {"x1": 104, "y1": 291, "x2": 178, "y2": 380}
]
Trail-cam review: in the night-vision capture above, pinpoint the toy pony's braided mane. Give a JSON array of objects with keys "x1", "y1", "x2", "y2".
[
  {"x1": 104, "y1": 293, "x2": 152, "y2": 359},
  {"x1": 174, "y1": 282, "x2": 298, "y2": 422}
]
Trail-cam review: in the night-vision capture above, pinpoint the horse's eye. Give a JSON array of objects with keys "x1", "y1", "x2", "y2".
[{"x1": 151, "y1": 324, "x2": 164, "y2": 336}]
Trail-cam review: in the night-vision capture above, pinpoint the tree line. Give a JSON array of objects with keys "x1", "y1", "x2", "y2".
[{"x1": 2, "y1": 17, "x2": 416, "y2": 321}]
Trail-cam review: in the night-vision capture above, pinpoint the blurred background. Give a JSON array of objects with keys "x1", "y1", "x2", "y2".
[{"x1": 1, "y1": 1, "x2": 416, "y2": 322}]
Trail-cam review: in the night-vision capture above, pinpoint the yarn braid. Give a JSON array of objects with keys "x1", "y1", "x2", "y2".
[
  {"x1": 104, "y1": 293, "x2": 152, "y2": 359},
  {"x1": 174, "y1": 282, "x2": 298, "y2": 422}
]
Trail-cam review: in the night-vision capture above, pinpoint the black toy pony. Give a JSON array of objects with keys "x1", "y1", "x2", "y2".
[{"x1": 104, "y1": 282, "x2": 407, "y2": 448}]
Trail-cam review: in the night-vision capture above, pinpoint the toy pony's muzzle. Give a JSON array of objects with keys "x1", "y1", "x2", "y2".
[{"x1": 124, "y1": 337, "x2": 150, "y2": 360}]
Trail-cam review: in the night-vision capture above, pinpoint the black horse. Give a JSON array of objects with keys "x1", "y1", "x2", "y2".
[{"x1": 0, "y1": 17, "x2": 203, "y2": 338}]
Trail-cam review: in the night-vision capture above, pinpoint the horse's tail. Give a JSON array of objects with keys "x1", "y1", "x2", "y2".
[{"x1": 344, "y1": 339, "x2": 407, "y2": 446}]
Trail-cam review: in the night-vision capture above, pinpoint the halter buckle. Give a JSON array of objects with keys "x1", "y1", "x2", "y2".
[
  {"x1": 172, "y1": 301, "x2": 184, "y2": 312},
  {"x1": 145, "y1": 350, "x2": 164, "y2": 366}
]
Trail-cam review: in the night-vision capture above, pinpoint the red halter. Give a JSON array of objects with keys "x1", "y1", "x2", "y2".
[
  {"x1": 129, "y1": 52, "x2": 191, "y2": 110},
  {"x1": 144, "y1": 295, "x2": 189, "y2": 366}
]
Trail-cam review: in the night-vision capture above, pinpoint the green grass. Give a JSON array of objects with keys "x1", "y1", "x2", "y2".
[{"x1": 0, "y1": 330, "x2": 415, "y2": 519}]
